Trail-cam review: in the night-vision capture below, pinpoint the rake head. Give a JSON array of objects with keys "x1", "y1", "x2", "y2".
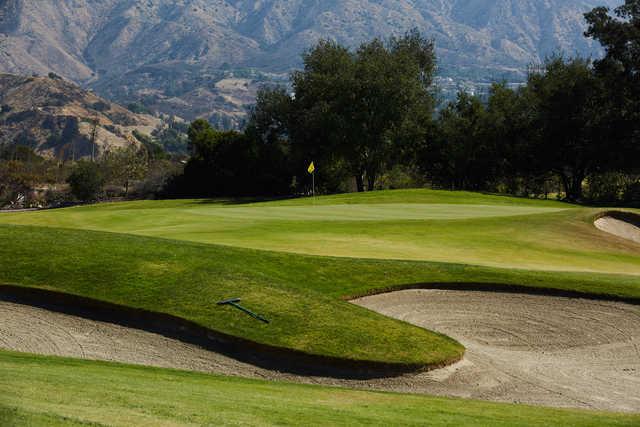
[{"x1": 217, "y1": 298, "x2": 241, "y2": 305}]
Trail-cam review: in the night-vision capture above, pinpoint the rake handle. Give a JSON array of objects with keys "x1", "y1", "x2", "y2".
[{"x1": 229, "y1": 302, "x2": 270, "y2": 324}]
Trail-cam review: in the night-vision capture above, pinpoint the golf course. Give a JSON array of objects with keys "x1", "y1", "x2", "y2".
[{"x1": 1, "y1": 189, "x2": 640, "y2": 425}]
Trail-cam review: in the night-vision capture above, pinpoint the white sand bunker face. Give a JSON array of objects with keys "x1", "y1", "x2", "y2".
[
  {"x1": 595, "y1": 215, "x2": 640, "y2": 244},
  {"x1": 0, "y1": 301, "x2": 262, "y2": 375},
  {"x1": 354, "y1": 290, "x2": 640, "y2": 413}
]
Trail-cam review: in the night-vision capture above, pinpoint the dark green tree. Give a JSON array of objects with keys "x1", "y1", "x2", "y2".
[
  {"x1": 172, "y1": 120, "x2": 292, "y2": 197},
  {"x1": 585, "y1": 0, "x2": 640, "y2": 173},
  {"x1": 250, "y1": 87, "x2": 292, "y2": 146},
  {"x1": 423, "y1": 92, "x2": 495, "y2": 190},
  {"x1": 483, "y1": 83, "x2": 545, "y2": 196},
  {"x1": 585, "y1": 0, "x2": 640, "y2": 85},
  {"x1": 67, "y1": 161, "x2": 105, "y2": 201},
  {"x1": 258, "y1": 31, "x2": 436, "y2": 192},
  {"x1": 526, "y1": 57, "x2": 611, "y2": 201}
]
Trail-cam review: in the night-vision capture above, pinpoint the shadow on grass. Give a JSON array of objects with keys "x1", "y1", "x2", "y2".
[
  {"x1": 190, "y1": 195, "x2": 303, "y2": 206},
  {"x1": 0, "y1": 285, "x2": 434, "y2": 380}
]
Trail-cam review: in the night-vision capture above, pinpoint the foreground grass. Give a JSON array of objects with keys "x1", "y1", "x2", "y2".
[
  {"x1": 1, "y1": 190, "x2": 638, "y2": 274},
  {"x1": 0, "y1": 351, "x2": 637, "y2": 427},
  {"x1": 2, "y1": 223, "x2": 640, "y2": 367}
]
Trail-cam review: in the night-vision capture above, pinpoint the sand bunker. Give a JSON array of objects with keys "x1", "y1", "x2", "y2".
[
  {"x1": 595, "y1": 215, "x2": 640, "y2": 244},
  {"x1": 354, "y1": 290, "x2": 640, "y2": 412},
  {"x1": 0, "y1": 300, "x2": 262, "y2": 376},
  {"x1": 2, "y1": 290, "x2": 640, "y2": 412}
]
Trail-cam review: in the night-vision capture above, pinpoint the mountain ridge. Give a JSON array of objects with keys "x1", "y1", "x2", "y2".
[
  {"x1": 0, "y1": 0, "x2": 620, "y2": 126},
  {"x1": 0, "y1": 72, "x2": 160, "y2": 159}
]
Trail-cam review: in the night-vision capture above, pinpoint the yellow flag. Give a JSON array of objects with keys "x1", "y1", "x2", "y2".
[{"x1": 308, "y1": 161, "x2": 315, "y2": 174}]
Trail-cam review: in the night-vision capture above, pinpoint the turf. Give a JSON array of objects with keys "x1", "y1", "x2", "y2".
[
  {"x1": 1, "y1": 189, "x2": 638, "y2": 274},
  {"x1": 1, "y1": 351, "x2": 637, "y2": 427},
  {"x1": 1, "y1": 189, "x2": 640, "y2": 366},
  {"x1": 2, "y1": 221, "x2": 640, "y2": 367},
  {"x1": 2, "y1": 189, "x2": 640, "y2": 424}
]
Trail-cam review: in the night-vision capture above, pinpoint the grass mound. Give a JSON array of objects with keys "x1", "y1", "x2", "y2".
[
  {"x1": 1, "y1": 221, "x2": 640, "y2": 367},
  {"x1": 0, "y1": 224, "x2": 463, "y2": 367}
]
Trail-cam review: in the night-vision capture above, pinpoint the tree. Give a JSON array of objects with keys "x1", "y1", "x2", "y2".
[
  {"x1": 526, "y1": 57, "x2": 611, "y2": 201},
  {"x1": 422, "y1": 92, "x2": 496, "y2": 190},
  {"x1": 184, "y1": 118, "x2": 217, "y2": 161},
  {"x1": 0, "y1": 160, "x2": 35, "y2": 207},
  {"x1": 102, "y1": 141, "x2": 149, "y2": 196},
  {"x1": 585, "y1": 1, "x2": 640, "y2": 85},
  {"x1": 256, "y1": 30, "x2": 436, "y2": 192},
  {"x1": 152, "y1": 118, "x2": 189, "y2": 155},
  {"x1": 249, "y1": 87, "x2": 292, "y2": 146},
  {"x1": 585, "y1": 0, "x2": 640, "y2": 173},
  {"x1": 172, "y1": 120, "x2": 292, "y2": 197},
  {"x1": 67, "y1": 161, "x2": 104, "y2": 202}
]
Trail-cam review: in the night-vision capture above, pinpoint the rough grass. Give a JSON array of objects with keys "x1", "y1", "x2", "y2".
[
  {"x1": 1, "y1": 190, "x2": 638, "y2": 274},
  {"x1": 1, "y1": 351, "x2": 638, "y2": 427}
]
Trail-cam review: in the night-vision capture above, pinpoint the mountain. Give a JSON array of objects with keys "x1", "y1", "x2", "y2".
[
  {"x1": 0, "y1": 0, "x2": 620, "y2": 126},
  {"x1": 0, "y1": 73, "x2": 160, "y2": 159}
]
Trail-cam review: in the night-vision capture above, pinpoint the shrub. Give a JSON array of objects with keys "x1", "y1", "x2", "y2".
[
  {"x1": 623, "y1": 180, "x2": 640, "y2": 207},
  {"x1": 376, "y1": 165, "x2": 426, "y2": 190},
  {"x1": 585, "y1": 173, "x2": 630, "y2": 204},
  {"x1": 67, "y1": 161, "x2": 104, "y2": 202},
  {"x1": 91, "y1": 101, "x2": 110, "y2": 112},
  {"x1": 44, "y1": 188, "x2": 72, "y2": 207}
]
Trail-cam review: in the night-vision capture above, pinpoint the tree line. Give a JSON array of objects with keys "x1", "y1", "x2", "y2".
[
  {"x1": 172, "y1": 1, "x2": 639, "y2": 205},
  {"x1": 2, "y1": 1, "x2": 637, "y2": 208}
]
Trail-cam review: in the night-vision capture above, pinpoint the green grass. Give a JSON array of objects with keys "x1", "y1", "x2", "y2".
[
  {"x1": 2, "y1": 189, "x2": 640, "y2": 423},
  {"x1": 2, "y1": 221, "x2": 640, "y2": 367},
  {"x1": 1, "y1": 351, "x2": 638, "y2": 427},
  {"x1": 1, "y1": 189, "x2": 638, "y2": 274},
  {"x1": 1, "y1": 189, "x2": 640, "y2": 366}
]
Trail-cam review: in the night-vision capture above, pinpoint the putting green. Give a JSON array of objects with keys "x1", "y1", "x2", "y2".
[
  {"x1": 139, "y1": 203, "x2": 565, "y2": 221},
  {"x1": 1, "y1": 190, "x2": 638, "y2": 275}
]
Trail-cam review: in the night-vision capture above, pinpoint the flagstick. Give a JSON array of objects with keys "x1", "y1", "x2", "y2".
[{"x1": 312, "y1": 170, "x2": 315, "y2": 204}]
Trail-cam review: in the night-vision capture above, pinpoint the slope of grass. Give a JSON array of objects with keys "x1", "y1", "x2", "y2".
[
  {"x1": 1, "y1": 190, "x2": 638, "y2": 274},
  {"x1": 1, "y1": 351, "x2": 638, "y2": 427},
  {"x1": 1, "y1": 189, "x2": 638, "y2": 367},
  {"x1": 2, "y1": 223, "x2": 640, "y2": 367}
]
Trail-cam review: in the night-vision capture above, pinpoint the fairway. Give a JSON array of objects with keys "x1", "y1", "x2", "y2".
[
  {"x1": 2, "y1": 2, "x2": 639, "y2": 423},
  {"x1": 1, "y1": 190, "x2": 639, "y2": 274},
  {"x1": 58, "y1": 202, "x2": 567, "y2": 221},
  {"x1": 1, "y1": 189, "x2": 640, "y2": 425},
  {"x1": 2, "y1": 351, "x2": 639, "y2": 427}
]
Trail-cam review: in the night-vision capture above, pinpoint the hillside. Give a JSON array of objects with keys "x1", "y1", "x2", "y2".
[
  {"x1": 0, "y1": 0, "x2": 619, "y2": 126},
  {"x1": 0, "y1": 73, "x2": 160, "y2": 159}
]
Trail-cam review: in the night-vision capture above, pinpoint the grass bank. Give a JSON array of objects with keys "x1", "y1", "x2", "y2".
[{"x1": 2, "y1": 222, "x2": 640, "y2": 367}]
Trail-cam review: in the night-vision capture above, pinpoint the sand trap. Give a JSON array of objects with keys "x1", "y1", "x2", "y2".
[
  {"x1": 2, "y1": 290, "x2": 640, "y2": 412},
  {"x1": 0, "y1": 300, "x2": 263, "y2": 376},
  {"x1": 595, "y1": 215, "x2": 640, "y2": 244},
  {"x1": 354, "y1": 290, "x2": 640, "y2": 412}
]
